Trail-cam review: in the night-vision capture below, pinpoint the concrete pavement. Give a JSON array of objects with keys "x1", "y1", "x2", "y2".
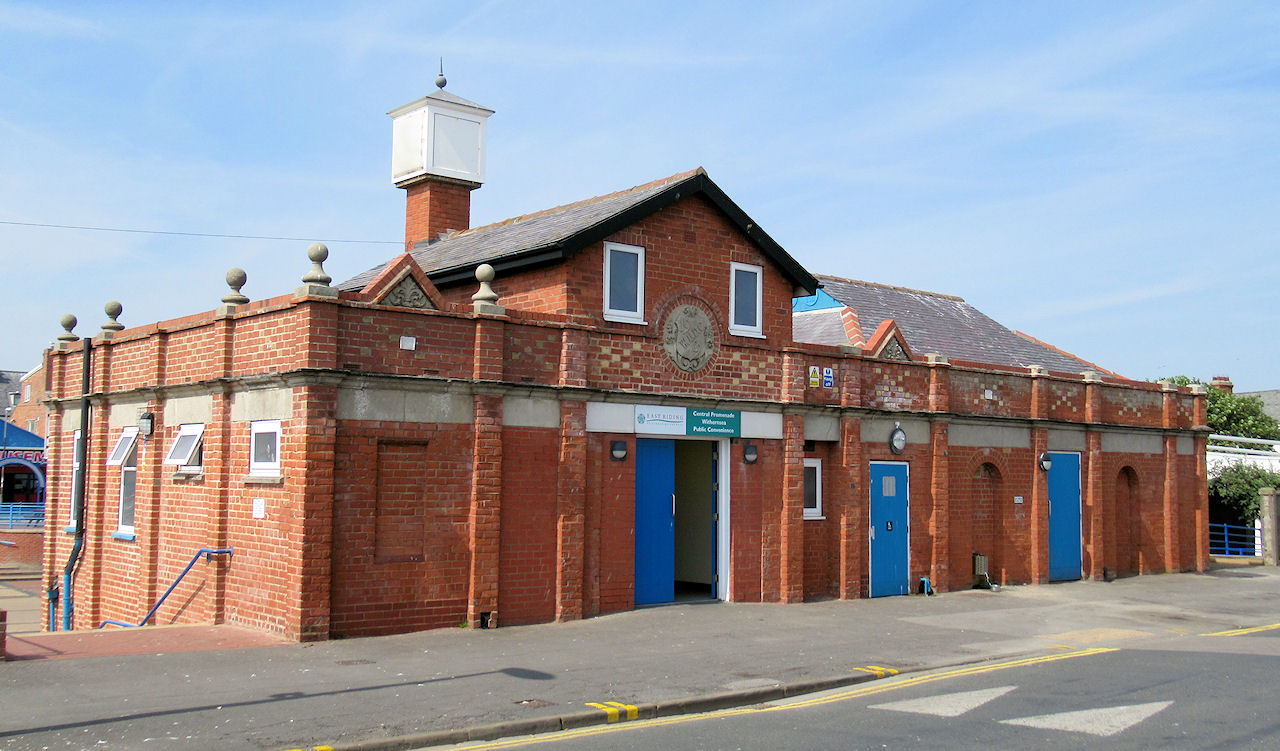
[{"x1": 3, "y1": 564, "x2": 1279, "y2": 751}]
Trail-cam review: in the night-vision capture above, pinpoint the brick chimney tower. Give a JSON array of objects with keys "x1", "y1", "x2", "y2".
[
  {"x1": 389, "y1": 71, "x2": 494, "y2": 250},
  {"x1": 1210, "y1": 376, "x2": 1234, "y2": 393}
]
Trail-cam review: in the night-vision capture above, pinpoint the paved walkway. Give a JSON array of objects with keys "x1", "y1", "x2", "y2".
[{"x1": 2, "y1": 565, "x2": 1279, "y2": 751}]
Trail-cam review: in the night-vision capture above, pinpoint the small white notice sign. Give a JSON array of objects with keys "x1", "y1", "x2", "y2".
[
  {"x1": 1014, "y1": 496, "x2": 1024, "y2": 504},
  {"x1": 252, "y1": 498, "x2": 266, "y2": 519}
]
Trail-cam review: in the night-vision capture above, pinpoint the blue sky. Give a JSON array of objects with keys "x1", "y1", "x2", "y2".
[{"x1": 2, "y1": 1, "x2": 1277, "y2": 390}]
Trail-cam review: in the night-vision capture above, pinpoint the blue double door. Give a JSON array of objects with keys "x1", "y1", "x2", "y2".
[
  {"x1": 1047, "y1": 452, "x2": 1083, "y2": 581},
  {"x1": 869, "y1": 462, "x2": 910, "y2": 597},
  {"x1": 635, "y1": 438, "x2": 718, "y2": 606}
]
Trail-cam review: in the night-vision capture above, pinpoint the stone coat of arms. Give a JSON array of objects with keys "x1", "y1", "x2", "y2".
[{"x1": 663, "y1": 305, "x2": 715, "y2": 372}]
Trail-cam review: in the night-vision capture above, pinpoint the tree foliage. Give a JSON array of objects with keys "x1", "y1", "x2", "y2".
[
  {"x1": 1210, "y1": 463, "x2": 1280, "y2": 520},
  {"x1": 1160, "y1": 376, "x2": 1280, "y2": 439}
]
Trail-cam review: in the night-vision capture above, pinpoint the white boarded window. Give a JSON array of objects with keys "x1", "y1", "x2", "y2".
[
  {"x1": 803, "y1": 457, "x2": 823, "y2": 519},
  {"x1": 603, "y1": 242, "x2": 645, "y2": 323},
  {"x1": 250, "y1": 420, "x2": 282, "y2": 475},
  {"x1": 729, "y1": 262, "x2": 763, "y2": 337},
  {"x1": 163, "y1": 423, "x2": 206, "y2": 469}
]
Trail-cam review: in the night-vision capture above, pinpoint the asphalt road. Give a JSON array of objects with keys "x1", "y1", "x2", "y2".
[{"x1": 447, "y1": 632, "x2": 1280, "y2": 751}]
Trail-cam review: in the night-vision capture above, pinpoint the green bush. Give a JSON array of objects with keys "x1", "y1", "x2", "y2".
[{"x1": 1210, "y1": 462, "x2": 1280, "y2": 520}]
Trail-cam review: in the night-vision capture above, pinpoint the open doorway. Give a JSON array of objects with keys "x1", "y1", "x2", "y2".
[{"x1": 635, "y1": 438, "x2": 723, "y2": 605}]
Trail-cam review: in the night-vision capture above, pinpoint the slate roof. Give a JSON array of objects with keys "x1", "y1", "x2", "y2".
[
  {"x1": 339, "y1": 168, "x2": 818, "y2": 293},
  {"x1": 795, "y1": 275, "x2": 1114, "y2": 375}
]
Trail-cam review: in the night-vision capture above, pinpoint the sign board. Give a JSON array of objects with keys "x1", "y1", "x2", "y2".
[
  {"x1": 687, "y1": 408, "x2": 740, "y2": 436},
  {"x1": 808, "y1": 366, "x2": 820, "y2": 388},
  {"x1": 635, "y1": 405, "x2": 741, "y2": 437},
  {"x1": 822, "y1": 367, "x2": 834, "y2": 388},
  {"x1": 0, "y1": 449, "x2": 45, "y2": 464}
]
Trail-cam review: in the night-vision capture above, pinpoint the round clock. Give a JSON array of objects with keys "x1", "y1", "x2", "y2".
[{"x1": 889, "y1": 426, "x2": 907, "y2": 454}]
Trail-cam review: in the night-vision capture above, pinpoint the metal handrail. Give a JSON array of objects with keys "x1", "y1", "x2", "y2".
[
  {"x1": 99, "y1": 547, "x2": 232, "y2": 629},
  {"x1": 0, "y1": 501, "x2": 45, "y2": 529},
  {"x1": 1209, "y1": 522, "x2": 1262, "y2": 557}
]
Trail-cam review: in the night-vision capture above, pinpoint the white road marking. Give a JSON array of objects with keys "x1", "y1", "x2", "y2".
[
  {"x1": 868, "y1": 685, "x2": 1018, "y2": 717},
  {"x1": 1001, "y1": 701, "x2": 1173, "y2": 737}
]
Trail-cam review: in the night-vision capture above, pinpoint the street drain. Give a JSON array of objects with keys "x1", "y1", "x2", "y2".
[{"x1": 336, "y1": 659, "x2": 376, "y2": 666}]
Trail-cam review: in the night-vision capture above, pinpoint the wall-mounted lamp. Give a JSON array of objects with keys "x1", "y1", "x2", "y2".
[
  {"x1": 610, "y1": 440, "x2": 628, "y2": 461},
  {"x1": 889, "y1": 423, "x2": 907, "y2": 455},
  {"x1": 1038, "y1": 452, "x2": 1053, "y2": 472},
  {"x1": 743, "y1": 443, "x2": 758, "y2": 464},
  {"x1": 137, "y1": 412, "x2": 155, "y2": 437}
]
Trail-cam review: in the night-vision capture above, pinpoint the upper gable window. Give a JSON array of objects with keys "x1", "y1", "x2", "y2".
[
  {"x1": 603, "y1": 242, "x2": 645, "y2": 324},
  {"x1": 250, "y1": 420, "x2": 282, "y2": 476},
  {"x1": 729, "y1": 262, "x2": 763, "y2": 337}
]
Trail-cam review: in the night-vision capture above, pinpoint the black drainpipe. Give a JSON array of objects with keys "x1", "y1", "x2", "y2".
[{"x1": 53, "y1": 336, "x2": 91, "y2": 631}]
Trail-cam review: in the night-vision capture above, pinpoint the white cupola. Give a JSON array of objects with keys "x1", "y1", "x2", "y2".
[{"x1": 389, "y1": 72, "x2": 494, "y2": 188}]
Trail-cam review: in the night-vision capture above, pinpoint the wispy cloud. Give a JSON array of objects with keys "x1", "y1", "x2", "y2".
[{"x1": 0, "y1": 2, "x2": 101, "y2": 37}]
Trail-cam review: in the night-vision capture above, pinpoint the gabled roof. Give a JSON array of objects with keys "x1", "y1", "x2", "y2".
[
  {"x1": 339, "y1": 168, "x2": 818, "y2": 293},
  {"x1": 795, "y1": 274, "x2": 1116, "y2": 375}
]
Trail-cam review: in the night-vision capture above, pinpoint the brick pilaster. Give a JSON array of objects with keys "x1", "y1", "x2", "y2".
[
  {"x1": 556, "y1": 400, "x2": 587, "y2": 621},
  {"x1": 468, "y1": 393, "x2": 503, "y2": 626},
  {"x1": 294, "y1": 383, "x2": 336, "y2": 641},
  {"x1": 928, "y1": 420, "x2": 950, "y2": 587},
  {"x1": 1030, "y1": 427, "x2": 1049, "y2": 583},
  {"x1": 837, "y1": 415, "x2": 864, "y2": 598},
  {"x1": 1084, "y1": 430, "x2": 1104, "y2": 580},
  {"x1": 1163, "y1": 433, "x2": 1181, "y2": 573},
  {"x1": 778, "y1": 413, "x2": 805, "y2": 603}
]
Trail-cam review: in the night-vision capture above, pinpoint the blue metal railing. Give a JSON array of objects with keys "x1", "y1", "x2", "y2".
[
  {"x1": 1210, "y1": 522, "x2": 1261, "y2": 557},
  {"x1": 99, "y1": 547, "x2": 233, "y2": 629},
  {"x1": 0, "y1": 502, "x2": 44, "y2": 529}
]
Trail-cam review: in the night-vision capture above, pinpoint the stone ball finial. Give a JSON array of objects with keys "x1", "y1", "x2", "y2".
[
  {"x1": 436, "y1": 58, "x2": 447, "y2": 89},
  {"x1": 301, "y1": 242, "x2": 333, "y2": 286},
  {"x1": 222, "y1": 268, "x2": 250, "y2": 304},
  {"x1": 101, "y1": 301, "x2": 124, "y2": 332},
  {"x1": 471, "y1": 263, "x2": 501, "y2": 313},
  {"x1": 57, "y1": 314, "x2": 79, "y2": 342}
]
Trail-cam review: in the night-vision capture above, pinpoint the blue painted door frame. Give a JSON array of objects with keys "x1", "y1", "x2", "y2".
[
  {"x1": 635, "y1": 438, "x2": 675, "y2": 605},
  {"x1": 869, "y1": 462, "x2": 910, "y2": 597},
  {"x1": 1047, "y1": 451, "x2": 1083, "y2": 582}
]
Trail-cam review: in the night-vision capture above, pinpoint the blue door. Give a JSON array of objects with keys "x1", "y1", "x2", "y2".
[
  {"x1": 635, "y1": 438, "x2": 675, "y2": 605},
  {"x1": 1047, "y1": 452, "x2": 1082, "y2": 581},
  {"x1": 869, "y1": 462, "x2": 910, "y2": 597}
]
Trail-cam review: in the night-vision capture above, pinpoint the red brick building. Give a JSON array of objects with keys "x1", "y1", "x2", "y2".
[{"x1": 39, "y1": 85, "x2": 1208, "y2": 640}]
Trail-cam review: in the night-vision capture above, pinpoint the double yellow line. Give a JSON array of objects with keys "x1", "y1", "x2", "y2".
[
  {"x1": 1202, "y1": 622, "x2": 1280, "y2": 637},
  {"x1": 461, "y1": 647, "x2": 1117, "y2": 749}
]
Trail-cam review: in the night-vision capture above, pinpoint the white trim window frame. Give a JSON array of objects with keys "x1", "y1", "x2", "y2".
[
  {"x1": 249, "y1": 420, "x2": 282, "y2": 476},
  {"x1": 803, "y1": 457, "x2": 824, "y2": 520},
  {"x1": 116, "y1": 429, "x2": 139, "y2": 536},
  {"x1": 729, "y1": 262, "x2": 764, "y2": 337},
  {"x1": 602, "y1": 241, "x2": 646, "y2": 324},
  {"x1": 67, "y1": 429, "x2": 83, "y2": 530},
  {"x1": 163, "y1": 423, "x2": 206, "y2": 472},
  {"x1": 106, "y1": 426, "x2": 139, "y2": 467}
]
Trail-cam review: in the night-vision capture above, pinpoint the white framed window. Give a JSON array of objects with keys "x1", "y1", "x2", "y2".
[
  {"x1": 106, "y1": 426, "x2": 139, "y2": 466},
  {"x1": 803, "y1": 457, "x2": 823, "y2": 520},
  {"x1": 163, "y1": 423, "x2": 206, "y2": 471},
  {"x1": 26, "y1": 419, "x2": 37, "y2": 433},
  {"x1": 729, "y1": 262, "x2": 763, "y2": 337},
  {"x1": 67, "y1": 429, "x2": 83, "y2": 530},
  {"x1": 23, "y1": 384, "x2": 31, "y2": 402},
  {"x1": 117, "y1": 431, "x2": 139, "y2": 537},
  {"x1": 603, "y1": 241, "x2": 645, "y2": 323},
  {"x1": 250, "y1": 420, "x2": 282, "y2": 476}
]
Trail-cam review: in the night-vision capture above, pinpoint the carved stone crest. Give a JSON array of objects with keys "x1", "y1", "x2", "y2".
[
  {"x1": 382, "y1": 276, "x2": 435, "y2": 309},
  {"x1": 880, "y1": 338, "x2": 909, "y2": 361},
  {"x1": 663, "y1": 305, "x2": 715, "y2": 372}
]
